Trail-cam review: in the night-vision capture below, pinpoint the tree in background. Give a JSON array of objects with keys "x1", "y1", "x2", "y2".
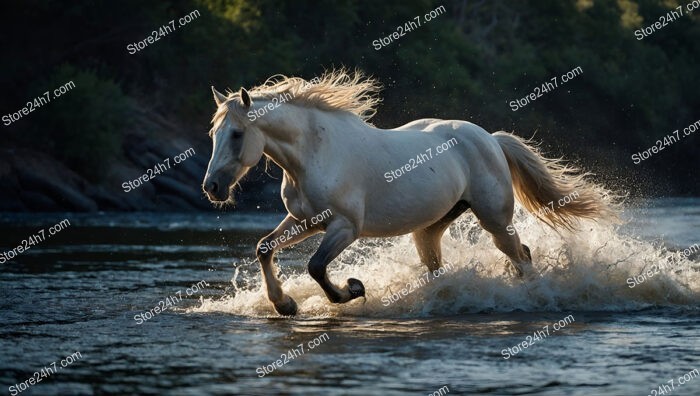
[{"x1": 1, "y1": 0, "x2": 697, "y2": 195}]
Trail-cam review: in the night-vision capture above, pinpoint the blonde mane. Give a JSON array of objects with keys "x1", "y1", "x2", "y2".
[{"x1": 213, "y1": 69, "x2": 381, "y2": 127}]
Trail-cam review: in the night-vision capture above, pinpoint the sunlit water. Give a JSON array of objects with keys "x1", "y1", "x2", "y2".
[{"x1": 1, "y1": 198, "x2": 698, "y2": 395}]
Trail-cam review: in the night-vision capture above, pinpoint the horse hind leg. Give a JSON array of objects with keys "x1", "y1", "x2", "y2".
[
  {"x1": 412, "y1": 201, "x2": 470, "y2": 272},
  {"x1": 489, "y1": 225, "x2": 536, "y2": 279},
  {"x1": 470, "y1": 195, "x2": 536, "y2": 279}
]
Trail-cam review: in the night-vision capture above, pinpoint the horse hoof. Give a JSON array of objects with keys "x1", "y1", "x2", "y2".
[
  {"x1": 522, "y1": 244, "x2": 532, "y2": 261},
  {"x1": 273, "y1": 296, "x2": 298, "y2": 316},
  {"x1": 513, "y1": 267, "x2": 524, "y2": 278},
  {"x1": 347, "y1": 278, "x2": 365, "y2": 299},
  {"x1": 515, "y1": 264, "x2": 539, "y2": 281}
]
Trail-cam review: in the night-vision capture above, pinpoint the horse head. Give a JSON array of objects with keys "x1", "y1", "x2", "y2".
[{"x1": 203, "y1": 87, "x2": 265, "y2": 203}]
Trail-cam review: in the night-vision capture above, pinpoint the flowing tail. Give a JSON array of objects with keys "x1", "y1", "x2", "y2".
[{"x1": 493, "y1": 131, "x2": 619, "y2": 230}]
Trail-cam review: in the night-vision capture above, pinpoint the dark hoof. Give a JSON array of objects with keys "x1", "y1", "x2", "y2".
[
  {"x1": 522, "y1": 244, "x2": 532, "y2": 261},
  {"x1": 509, "y1": 261, "x2": 524, "y2": 278},
  {"x1": 347, "y1": 278, "x2": 365, "y2": 299},
  {"x1": 273, "y1": 296, "x2": 298, "y2": 316},
  {"x1": 512, "y1": 262, "x2": 539, "y2": 281}
]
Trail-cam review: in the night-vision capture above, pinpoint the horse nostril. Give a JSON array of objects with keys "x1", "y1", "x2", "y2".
[{"x1": 204, "y1": 181, "x2": 219, "y2": 194}]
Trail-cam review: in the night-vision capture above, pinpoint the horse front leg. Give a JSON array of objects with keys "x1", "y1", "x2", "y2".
[
  {"x1": 256, "y1": 215, "x2": 321, "y2": 316},
  {"x1": 308, "y1": 219, "x2": 365, "y2": 304}
]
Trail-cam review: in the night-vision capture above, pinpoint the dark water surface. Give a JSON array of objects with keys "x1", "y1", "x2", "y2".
[{"x1": 1, "y1": 199, "x2": 699, "y2": 395}]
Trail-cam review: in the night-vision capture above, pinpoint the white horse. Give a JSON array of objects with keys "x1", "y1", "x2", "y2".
[{"x1": 203, "y1": 70, "x2": 614, "y2": 316}]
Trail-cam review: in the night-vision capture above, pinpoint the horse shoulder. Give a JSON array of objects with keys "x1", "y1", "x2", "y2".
[{"x1": 280, "y1": 172, "x2": 307, "y2": 220}]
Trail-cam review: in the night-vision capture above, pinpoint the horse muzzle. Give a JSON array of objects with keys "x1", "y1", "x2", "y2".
[{"x1": 202, "y1": 173, "x2": 232, "y2": 202}]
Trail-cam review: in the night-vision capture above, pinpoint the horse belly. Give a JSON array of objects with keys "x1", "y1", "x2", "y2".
[{"x1": 360, "y1": 163, "x2": 466, "y2": 237}]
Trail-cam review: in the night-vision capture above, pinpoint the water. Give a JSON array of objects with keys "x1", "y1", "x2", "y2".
[{"x1": 1, "y1": 198, "x2": 698, "y2": 395}]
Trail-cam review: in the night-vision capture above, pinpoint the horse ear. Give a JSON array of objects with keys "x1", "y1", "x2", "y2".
[
  {"x1": 240, "y1": 87, "x2": 252, "y2": 108},
  {"x1": 211, "y1": 86, "x2": 226, "y2": 106}
]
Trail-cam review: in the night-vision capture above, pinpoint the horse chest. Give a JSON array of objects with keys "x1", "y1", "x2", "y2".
[{"x1": 280, "y1": 176, "x2": 317, "y2": 221}]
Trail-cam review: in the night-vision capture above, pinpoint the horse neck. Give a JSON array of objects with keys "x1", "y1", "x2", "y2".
[
  {"x1": 255, "y1": 103, "x2": 370, "y2": 181},
  {"x1": 256, "y1": 103, "x2": 314, "y2": 181}
]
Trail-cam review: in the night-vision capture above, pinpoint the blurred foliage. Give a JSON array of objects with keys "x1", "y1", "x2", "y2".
[
  {"x1": 28, "y1": 65, "x2": 130, "y2": 181},
  {"x1": 1, "y1": 0, "x2": 698, "y2": 193}
]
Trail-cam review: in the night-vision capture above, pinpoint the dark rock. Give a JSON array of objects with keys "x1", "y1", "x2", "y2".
[
  {"x1": 17, "y1": 170, "x2": 98, "y2": 212},
  {"x1": 156, "y1": 194, "x2": 196, "y2": 211},
  {"x1": 170, "y1": 153, "x2": 206, "y2": 182},
  {"x1": 87, "y1": 186, "x2": 135, "y2": 211},
  {"x1": 0, "y1": 191, "x2": 27, "y2": 211},
  {"x1": 19, "y1": 191, "x2": 64, "y2": 211},
  {"x1": 152, "y1": 175, "x2": 210, "y2": 209},
  {"x1": 0, "y1": 163, "x2": 26, "y2": 211}
]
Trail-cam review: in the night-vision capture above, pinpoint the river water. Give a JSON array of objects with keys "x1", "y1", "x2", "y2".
[{"x1": 1, "y1": 198, "x2": 698, "y2": 395}]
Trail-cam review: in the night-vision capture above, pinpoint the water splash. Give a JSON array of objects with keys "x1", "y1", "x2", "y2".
[{"x1": 191, "y1": 205, "x2": 700, "y2": 317}]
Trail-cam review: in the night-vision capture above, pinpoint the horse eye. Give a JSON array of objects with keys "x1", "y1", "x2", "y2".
[{"x1": 232, "y1": 130, "x2": 244, "y2": 139}]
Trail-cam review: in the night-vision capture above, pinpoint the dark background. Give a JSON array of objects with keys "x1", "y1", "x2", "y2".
[{"x1": 1, "y1": 0, "x2": 698, "y2": 213}]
